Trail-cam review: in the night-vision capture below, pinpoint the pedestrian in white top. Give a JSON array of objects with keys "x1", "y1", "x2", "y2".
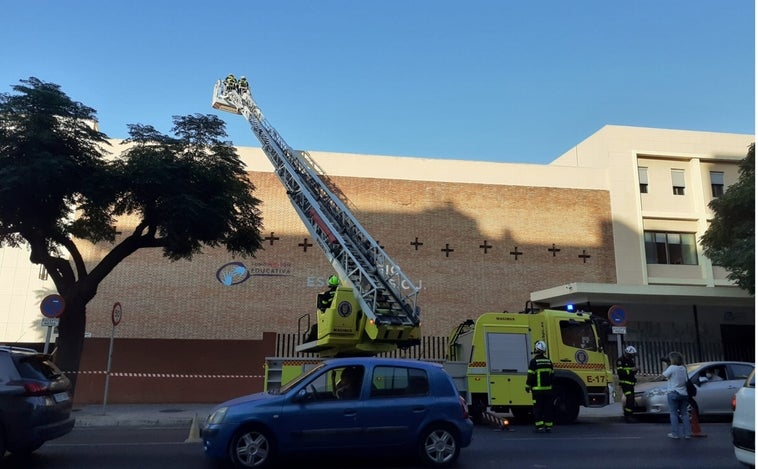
[{"x1": 662, "y1": 351, "x2": 692, "y2": 439}]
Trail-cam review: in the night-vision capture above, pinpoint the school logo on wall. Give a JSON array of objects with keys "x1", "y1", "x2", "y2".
[
  {"x1": 216, "y1": 261, "x2": 294, "y2": 286},
  {"x1": 216, "y1": 262, "x2": 251, "y2": 286}
]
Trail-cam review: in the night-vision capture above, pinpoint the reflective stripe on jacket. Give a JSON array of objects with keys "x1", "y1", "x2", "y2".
[
  {"x1": 526, "y1": 355, "x2": 553, "y2": 391},
  {"x1": 616, "y1": 355, "x2": 637, "y2": 385}
]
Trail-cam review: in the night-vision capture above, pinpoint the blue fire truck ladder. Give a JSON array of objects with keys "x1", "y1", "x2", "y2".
[{"x1": 212, "y1": 78, "x2": 421, "y2": 351}]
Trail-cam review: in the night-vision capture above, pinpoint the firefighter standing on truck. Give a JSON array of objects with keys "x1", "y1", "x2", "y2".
[
  {"x1": 318, "y1": 275, "x2": 340, "y2": 311},
  {"x1": 526, "y1": 340, "x2": 554, "y2": 433},
  {"x1": 617, "y1": 345, "x2": 639, "y2": 422},
  {"x1": 224, "y1": 74, "x2": 237, "y2": 92}
]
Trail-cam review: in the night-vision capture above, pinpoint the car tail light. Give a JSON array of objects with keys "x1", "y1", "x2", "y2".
[
  {"x1": 458, "y1": 395, "x2": 469, "y2": 419},
  {"x1": 10, "y1": 380, "x2": 49, "y2": 396},
  {"x1": 731, "y1": 394, "x2": 737, "y2": 411}
]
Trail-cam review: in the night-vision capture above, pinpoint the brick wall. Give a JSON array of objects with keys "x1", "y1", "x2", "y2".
[{"x1": 77, "y1": 172, "x2": 615, "y2": 342}]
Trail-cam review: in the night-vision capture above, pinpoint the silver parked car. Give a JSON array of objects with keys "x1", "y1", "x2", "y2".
[{"x1": 633, "y1": 361, "x2": 755, "y2": 417}]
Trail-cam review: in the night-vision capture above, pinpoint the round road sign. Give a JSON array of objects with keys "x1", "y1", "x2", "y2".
[
  {"x1": 40, "y1": 294, "x2": 65, "y2": 318},
  {"x1": 112, "y1": 302, "x2": 123, "y2": 326},
  {"x1": 607, "y1": 305, "x2": 627, "y2": 326}
]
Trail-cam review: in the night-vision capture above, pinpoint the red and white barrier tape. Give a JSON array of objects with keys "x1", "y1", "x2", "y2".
[{"x1": 63, "y1": 371, "x2": 265, "y2": 379}]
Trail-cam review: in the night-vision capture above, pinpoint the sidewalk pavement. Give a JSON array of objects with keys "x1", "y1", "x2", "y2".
[
  {"x1": 73, "y1": 403, "x2": 215, "y2": 428},
  {"x1": 71, "y1": 401, "x2": 625, "y2": 428}
]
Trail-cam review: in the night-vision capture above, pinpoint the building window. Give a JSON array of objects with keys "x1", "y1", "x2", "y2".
[
  {"x1": 671, "y1": 169, "x2": 685, "y2": 195},
  {"x1": 644, "y1": 231, "x2": 698, "y2": 265},
  {"x1": 710, "y1": 171, "x2": 724, "y2": 197},
  {"x1": 638, "y1": 167, "x2": 648, "y2": 193}
]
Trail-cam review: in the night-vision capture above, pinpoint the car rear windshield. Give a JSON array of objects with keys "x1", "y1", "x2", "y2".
[{"x1": 13, "y1": 354, "x2": 62, "y2": 380}]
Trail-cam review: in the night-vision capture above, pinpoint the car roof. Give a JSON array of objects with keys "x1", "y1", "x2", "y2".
[
  {"x1": 689, "y1": 361, "x2": 754, "y2": 368},
  {"x1": 323, "y1": 357, "x2": 443, "y2": 370},
  {"x1": 0, "y1": 345, "x2": 42, "y2": 355}
]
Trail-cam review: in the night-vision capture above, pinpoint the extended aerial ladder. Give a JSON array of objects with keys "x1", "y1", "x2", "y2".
[{"x1": 212, "y1": 78, "x2": 421, "y2": 356}]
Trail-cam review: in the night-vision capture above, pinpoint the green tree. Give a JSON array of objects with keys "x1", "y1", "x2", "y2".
[
  {"x1": 0, "y1": 78, "x2": 264, "y2": 389},
  {"x1": 700, "y1": 143, "x2": 755, "y2": 294}
]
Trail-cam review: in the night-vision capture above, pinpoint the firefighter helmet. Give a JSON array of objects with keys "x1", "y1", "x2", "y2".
[
  {"x1": 534, "y1": 340, "x2": 547, "y2": 353},
  {"x1": 625, "y1": 345, "x2": 637, "y2": 355},
  {"x1": 328, "y1": 275, "x2": 339, "y2": 287}
]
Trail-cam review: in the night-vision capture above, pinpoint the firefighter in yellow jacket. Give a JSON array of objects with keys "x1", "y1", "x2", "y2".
[
  {"x1": 526, "y1": 340, "x2": 554, "y2": 432},
  {"x1": 318, "y1": 275, "x2": 340, "y2": 311},
  {"x1": 617, "y1": 345, "x2": 639, "y2": 422},
  {"x1": 224, "y1": 74, "x2": 237, "y2": 92}
]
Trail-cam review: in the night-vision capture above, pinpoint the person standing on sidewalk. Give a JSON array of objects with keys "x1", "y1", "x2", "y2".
[
  {"x1": 525, "y1": 340, "x2": 554, "y2": 433},
  {"x1": 617, "y1": 345, "x2": 639, "y2": 422},
  {"x1": 662, "y1": 351, "x2": 692, "y2": 439}
]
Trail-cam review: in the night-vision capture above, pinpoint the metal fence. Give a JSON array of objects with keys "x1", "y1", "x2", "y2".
[
  {"x1": 276, "y1": 334, "x2": 746, "y2": 376},
  {"x1": 617, "y1": 340, "x2": 746, "y2": 376},
  {"x1": 274, "y1": 334, "x2": 449, "y2": 361}
]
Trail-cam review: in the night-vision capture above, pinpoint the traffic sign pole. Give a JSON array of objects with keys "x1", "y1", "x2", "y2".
[
  {"x1": 44, "y1": 325, "x2": 53, "y2": 354},
  {"x1": 608, "y1": 305, "x2": 629, "y2": 359},
  {"x1": 102, "y1": 302, "x2": 123, "y2": 415},
  {"x1": 40, "y1": 295, "x2": 65, "y2": 355}
]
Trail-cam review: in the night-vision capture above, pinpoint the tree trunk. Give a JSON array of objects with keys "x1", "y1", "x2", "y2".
[{"x1": 55, "y1": 301, "x2": 87, "y2": 397}]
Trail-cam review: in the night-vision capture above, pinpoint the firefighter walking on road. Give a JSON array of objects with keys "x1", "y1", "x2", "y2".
[
  {"x1": 617, "y1": 345, "x2": 639, "y2": 422},
  {"x1": 526, "y1": 340, "x2": 554, "y2": 433}
]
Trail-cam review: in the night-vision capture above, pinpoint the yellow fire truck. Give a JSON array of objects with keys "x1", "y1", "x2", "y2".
[
  {"x1": 444, "y1": 304, "x2": 614, "y2": 424},
  {"x1": 263, "y1": 303, "x2": 614, "y2": 424},
  {"x1": 212, "y1": 77, "x2": 614, "y2": 424}
]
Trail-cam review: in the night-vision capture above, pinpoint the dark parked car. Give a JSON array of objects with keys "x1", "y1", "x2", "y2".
[
  {"x1": 202, "y1": 357, "x2": 474, "y2": 468},
  {"x1": 633, "y1": 361, "x2": 755, "y2": 417},
  {"x1": 0, "y1": 346, "x2": 75, "y2": 457}
]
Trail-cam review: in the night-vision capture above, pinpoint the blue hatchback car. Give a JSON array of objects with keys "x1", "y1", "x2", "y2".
[{"x1": 202, "y1": 357, "x2": 473, "y2": 468}]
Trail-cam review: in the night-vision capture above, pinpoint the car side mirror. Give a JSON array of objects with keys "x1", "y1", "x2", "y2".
[{"x1": 294, "y1": 388, "x2": 309, "y2": 403}]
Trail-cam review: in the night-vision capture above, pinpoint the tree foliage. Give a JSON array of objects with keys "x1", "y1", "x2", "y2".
[
  {"x1": 0, "y1": 78, "x2": 264, "y2": 387},
  {"x1": 700, "y1": 143, "x2": 755, "y2": 294}
]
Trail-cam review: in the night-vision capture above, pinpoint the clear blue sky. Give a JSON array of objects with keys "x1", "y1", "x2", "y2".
[{"x1": 1, "y1": 1, "x2": 754, "y2": 164}]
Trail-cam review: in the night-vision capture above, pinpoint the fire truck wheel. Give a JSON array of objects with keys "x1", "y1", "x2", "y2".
[
  {"x1": 468, "y1": 404, "x2": 485, "y2": 424},
  {"x1": 552, "y1": 384, "x2": 580, "y2": 424}
]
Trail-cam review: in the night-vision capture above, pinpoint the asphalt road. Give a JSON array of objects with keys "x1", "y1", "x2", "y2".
[{"x1": 2, "y1": 420, "x2": 743, "y2": 469}]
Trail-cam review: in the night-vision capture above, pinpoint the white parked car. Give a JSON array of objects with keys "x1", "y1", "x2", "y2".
[{"x1": 731, "y1": 369, "x2": 755, "y2": 467}]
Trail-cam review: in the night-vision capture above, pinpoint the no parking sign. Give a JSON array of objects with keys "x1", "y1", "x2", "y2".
[
  {"x1": 40, "y1": 294, "x2": 65, "y2": 318},
  {"x1": 608, "y1": 305, "x2": 627, "y2": 334},
  {"x1": 608, "y1": 305, "x2": 627, "y2": 326}
]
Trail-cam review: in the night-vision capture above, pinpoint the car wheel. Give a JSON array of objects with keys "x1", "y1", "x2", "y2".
[
  {"x1": 418, "y1": 425, "x2": 460, "y2": 467},
  {"x1": 229, "y1": 425, "x2": 276, "y2": 468}
]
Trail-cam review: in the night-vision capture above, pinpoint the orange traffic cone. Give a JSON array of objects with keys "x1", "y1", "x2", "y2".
[{"x1": 690, "y1": 408, "x2": 707, "y2": 437}]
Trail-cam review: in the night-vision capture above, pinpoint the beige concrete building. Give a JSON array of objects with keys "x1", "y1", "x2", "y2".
[{"x1": 0, "y1": 125, "x2": 753, "y2": 366}]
